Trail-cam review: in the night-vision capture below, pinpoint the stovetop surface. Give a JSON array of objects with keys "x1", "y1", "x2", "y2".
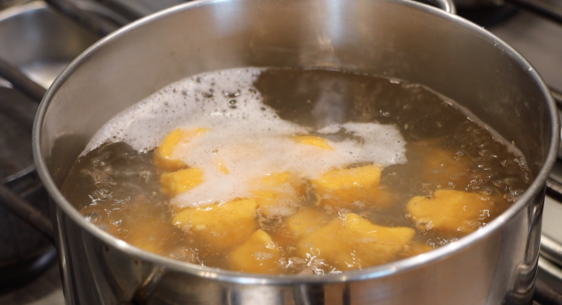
[
  {"x1": 2, "y1": 1, "x2": 562, "y2": 304},
  {"x1": 490, "y1": 9, "x2": 562, "y2": 92},
  {"x1": 0, "y1": 262, "x2": 63, "y2": 305}
]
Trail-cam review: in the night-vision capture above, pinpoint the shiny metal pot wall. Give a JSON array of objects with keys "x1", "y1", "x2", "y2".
[{"x1": 33, "y1": 0, "x2": 559, "y2": 304}]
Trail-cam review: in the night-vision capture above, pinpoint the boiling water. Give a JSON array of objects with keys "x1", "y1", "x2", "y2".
[{"x1": 62, "y1": 68, "x2": 530, "y2": 274}]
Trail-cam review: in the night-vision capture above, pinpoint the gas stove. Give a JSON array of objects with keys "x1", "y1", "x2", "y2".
[{"x1": 0, "y1": 0, "x2": 562, "y2": 304}]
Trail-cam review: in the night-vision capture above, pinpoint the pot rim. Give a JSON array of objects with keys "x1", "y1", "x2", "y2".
[{"x1": 32, "y1": 0, "x2": 560, "y2": 285}]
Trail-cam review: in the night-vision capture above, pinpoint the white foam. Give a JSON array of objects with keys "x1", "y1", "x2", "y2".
[
  {"x1": 85, "y1": 68, "x2": 407, "y2": 208},
  {"x1": 85, "y1": 68, "x2": 269, "y2": 153}
]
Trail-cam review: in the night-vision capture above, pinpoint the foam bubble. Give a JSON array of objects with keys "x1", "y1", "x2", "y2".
[
  {"x1": 85, "y1": 68, "x2": 268, "y2": 153},
  {"x1": 85, "y1": 68, "x2": 407, "y2": 208}
]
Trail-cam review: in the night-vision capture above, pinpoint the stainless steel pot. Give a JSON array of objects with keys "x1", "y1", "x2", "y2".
[{"x1": 32, "y1": 0, "x2": 559, "y2": 304}]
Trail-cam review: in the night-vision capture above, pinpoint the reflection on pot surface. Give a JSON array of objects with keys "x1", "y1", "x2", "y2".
[{"x1": 61, "y1": 68, "x2": 531, "y2": 274}]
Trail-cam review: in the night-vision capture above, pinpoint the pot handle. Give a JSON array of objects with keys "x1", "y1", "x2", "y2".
[{"x1": 426, "y1": 0, "x2": 457, "y2": 14}]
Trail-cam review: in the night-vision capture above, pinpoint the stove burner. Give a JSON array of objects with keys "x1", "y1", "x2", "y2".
[
  {"x1": 0, "y1": 247, "x2": 57, "y2": 292},
  {"x1": 0, "y1": 87, "x2": 37, "y2": 182},
  {"x1": 458, "y1": 4, "x2": 519, "y2": 27},
  {"x1": 0, "y1": 85, "x2": 55, "y2": 291},
  {"x1": 0, "y1": 175, "x2": 55, "y2": 290}
]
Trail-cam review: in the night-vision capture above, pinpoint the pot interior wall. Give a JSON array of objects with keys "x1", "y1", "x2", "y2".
[{"x1": 41, "y1": 0, "x2": 551, "y2": 202}]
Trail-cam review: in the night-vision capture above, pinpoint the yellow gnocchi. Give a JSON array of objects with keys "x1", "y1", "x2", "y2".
[
  {"x1": 312, "y1": 165, "x2": 392, "y2": 210},
  {"x1": 406, "y1": 189, "x2": 505, "y2": 234},
  {"x1": 297, "y1": 213, "x2": 415, "y2": 270},
  {"x1": 160, "y1": 167, "x2": 204, "y2": 197},
  {"x1": 154, "y1": 128, "x2": 209, "y2": 171},
  {"x1": 227, "y1": 229, "x2": 282, "y2": 274},
  {"x1": 172, "y1": 199, "x2": 258, "y2": 252}
]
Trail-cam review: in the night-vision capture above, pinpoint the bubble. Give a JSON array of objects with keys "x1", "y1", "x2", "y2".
[
  {"x1": 111, "y1": 219, "x2": 123, "y2": 227},
  {"x1": 85, "y1": 210, "x2": 102, "y2": 223},
  {"x1": 224, "y1": 90, "x2": 241, "y2": 98}
]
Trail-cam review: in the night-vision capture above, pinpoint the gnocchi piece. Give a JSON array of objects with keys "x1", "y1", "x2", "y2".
[
  {"x1": 82, "y1": 196, "x2": 178, "y2": 256},
  {"x1": 227, "y1": 229, "x2": 282, "y2": 274},
  {"x1": 293, "y1": 135, "x2": 333, "y2": 150},
  {"x1": 312, "y1": 165, "x2": 392, "y2": 210},
  {"x1": 154, "y1": 128, "x2": 209, "y2": 171},
  {"x1": 212, "y1": 142, "x2": 263, "y2": 174},
  {"x1": 406, "y1": 189, "x2": 504, "y2": 234},
  {"x1": 297, "y1": 213, "x2": 415, "y2": 270},
  {"x1": 122, "y1": 218, "x2": 173, "y2": 256},
  {"x1": 160, "y1": 167, "x2": 204, "y2": 197},
  {"x1": 285, "y1": 207, "x2": 331, "y2": 240},
  {"x1": 250, "y1": 172, "x2": 305, "y2": 217},
  {"x1": 172, "y1": 199, "x2": 258, "y2": 252},
  {"x1": 271, "y1": 207, "x2": 331, "y2": 248}
]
